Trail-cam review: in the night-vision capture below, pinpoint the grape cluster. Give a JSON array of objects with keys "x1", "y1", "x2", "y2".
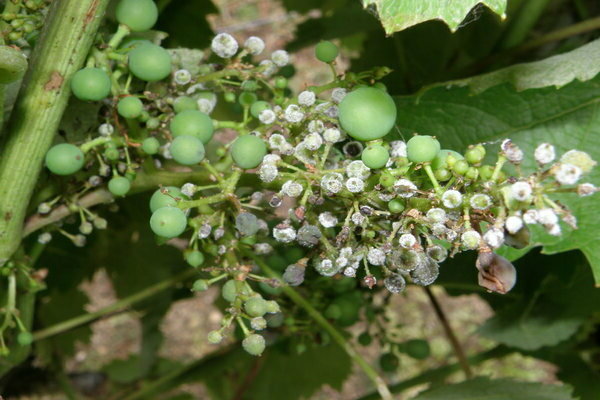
[
  {"x1": 0, "y1": 0, "x2": 50, "y2": 47},
  {"x1": 34, "y1": 0, "x2": 598, "y2": 356}
]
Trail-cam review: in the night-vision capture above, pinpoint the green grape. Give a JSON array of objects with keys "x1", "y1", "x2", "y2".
[
  {"x1": 120, "y1": 38, "x2": 152, "y2": 50},
  {"x1": 250, "y1": 100, "x2": 269, "y2": 118},
  {"x1": 325, "y1": 304, "x2": 341, "y2": 320},
  {"x1": 241, "y1": 80, "x2": 259, "y2": 92},
  {"x1": 149, "y1": 186, "x2": 188, "y2": 212},
  {"x1": 207, "y1": 330, "x2": 223, "y2": 344},
  {"x1": 244, "y1": 297, "x2": 268, "y2": 317},
  {"x1": 274, "y1": 76, "x2": 287, "y2": 89},
  {"x1": 70, "y1": 67, "x2": 111, "y2": 101},
  {"x1": 379, "y1": 353, "x2": 399, "y2": 372},
  {"x1": 315, "y1": 40, "x2": 338, "y2": 63},
  {"x1": 465, "y1": 144, "x2": 486, "y2": 164},
  {"x1": 173, "y1": 96, "x2": 197, "y2": 113},
  {"x1": 266, "y1": 253, "x2": 287, "y2": 272},
  {"x1": 242, "y1": 334, "x2": 265, "y2": 356},
  {"x1": 185, "y1": 250, "x2": 205, "y2": 268},
  {"x1": 361, "y1": 144, "x2": 389, "y2": 169},
  {"x1": 115, "y1": 0, "x2": 158, "y2": 32},
  {"x1": 331, "y1": 292, "x2": 362, "y2": 327},
  {"x1": 45, "y1": 143, "x2": 85, "y2": 175},
  {"x1": 141, "y1": 137, "x2": 160, "y2": 154},
  {"x1": 224, "y1": 92, "x2": 236, "y2": 103},
  {"x1": 379, "y1": 170, "x2": 395, "y2": 188},
  {"x1": 373, "y1": 82, "x2": 387, "y2": 92},
  {"x1": 149, "y1": 206, "x2": 187, "y2": 238},
  {"x1": 169, "y1": 110, "x2": 214, "y2": 143},
  {"x1": 265, "y1": 300, "x2": 280, "y2": 313},
  {"x1": 388, "y1": 199, "x2": 405, "y2": 213},
  {"x1": 452, "y1": 159, "x2": 469, "y2": 175},
  {"x1": 338, "y1": 87, "x2": 396, "y2": 141},
  {"x1": 479, "y1": 165, "x2": 494, "y2": 180},
  {"x1": 222, "y1": 280, "x2": 237, "y2": 302},
  {"x1": 231, "y1": 135, "x2": 267, "y2": 169},
  {"x1": 108, "y1": 176, "x2": 131, "y2": 197},
  {"x1": 146, "y1": 118, "x2": 160, "y2": 130},
  {"x1": 170, "y1": 135, "x2": 205, "y2": 165},
  {"x1": 465, "y1": 166, "x2": 479, "y2": 180},
  {"x1": 357, "y1": 332, "x2": 372, "y2": 346},
  {"x1": 104, "y1": 147, "x2": 120, "y2": 161},
  {"x1": 404, "y1": 339, "x2": 430, "y2": 360},
  {"x1": 238, "y1": 91, "x2": 257, "y2": 106},
  {"x1": 0, "y1": 45, "x2": 28, "y2": 84},
  {"x1": 117, "y1": 96, "x2": 143, "y2": 119},
  {"x1": 434, "y1": 168, "x2": 451, "y2": 181},
  {"x1": 17, "y1": 332, "x2": 33, "y2": 346},
  {"x1": 192, "y1": 279, "x2": 209, "y2": 292},
  {"x1": 406, "y1": 135, "x2": 441, "y2": 163},
  {"x1": 431, "y1": 149, "x2": 463, "y2": 170},
  {"x1": 128, "y1": 43, "x2": 172, "y2": 82}
]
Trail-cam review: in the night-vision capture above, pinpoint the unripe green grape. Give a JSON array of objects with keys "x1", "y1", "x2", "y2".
[
  {"x1": 338, "y1": 87, "x2": 396, "y2": 141},
  {"x1": 265, "y1": 300, "x2": 280, "y2": 313},
  {"x1": 241, "y1": 80, "x2": 259, "y2": 92},
  {"x1": 431, "y1": 149, "x2": 463, "y2": 170},
  {"x1": 139, "y1": 110, "x2": 150, "y2": 122},
  {"x1": 169, "y1": 110, "x2": 214, "y2": 143},
  {"x1": 149, "y1": 186, "x2": 188, "y2": 212},
  {"x1": 173, "y1": 96, "x2": 197, "y2": 113},
  {"x1": 434, "y1": 168, "x2": 451, "y2": 181},
  {"x1": 452, "y1": 159, "x2": 469, "y2": 175},
  {"x1": 479, "y1": 165, "x2": 495, "y2": 180},
  {"x1": 170, "y1": 135, "x2": 205, "y2": 165},
  {"x1": 149, "y1": 206, "x2": 187, "y2": 238},
  {"x1": 373, "y1": 82, "x2": 387, "y2": 92},
  {"x1": 325, "y1": 304, "x2": 342, "y2": 320},
  {"x1": 357, "y1": 332, "x2": 372, "y2": 346},
  {"x1": 465, "y1": 166, "x2": 479, "y2": 180},
  {"x1": 242, "y1": 334, "x2": 265, "y2": 356},
  {"x1": 388, "y1": 199, "x2": 405, "y2": 213},
  {"x1": 274, "y1": 76, "x2": 287, "y2": 89},
  {"x1": 0, "y1": 45, "x2": 28, "y2": 84},
  {"x1": 117, "y1": 96, "x2": 143, "y2": 119},
  {"x1": 192, "y1": 279, "x2": 209, "y2": 292},
  {"x1": 238, "y1": 91, "x2": 257, "y2": 106},
  {"x1": 379, "y1": 171, "x2": 395, "y2": 188},
  {"x1": 128, "y1": 43, "x2": 172, "y2": 82},
  {"x1": 108, "y1": 176, "x2": 131, "y2": 197},
  {"x1": 379, "y1": 352, "x2": 399, "y2": 372},
  {"x1": 315, "y1": 40, "x2": 338, "y2": 63},
  {"x1": 45, "y1": 143, "x2": 85, "y2": 175},
  {"x1": 141, "y1": 137, "x2": 160, "y2": 154},
  {"x1": 465, "y1": 144, "x2": 486, "y2": 164},
  {"x1": 17, "y1": 332, "x2": 33, "y2": 346},
  {"x1": 116, "y1": 0, "x2": 158, "y2": 32},
  {"x1": 250, "y1": 100, "x2": 269, "y2": 118},
  {"x1": 231, "y1": 135, "x2": 267, "y2": 169},
  {"x1": 406, "y1": 135, "x2": 441, "y2": 163},
  {"x1": 222, "y1": 280, "x2": 237, "y2": 302},
  {"x1": 146, "y1": 117, "x2": 160, "y2": 130},
  {"x1": 207, "y1": 330, "x2": 223, "y2": 344},
  {"x1": 185, "y1": 250, "x2": 205, "y2": 268},
  {"x1": 224, "y1": 92, "x2": 236, "y2": 103},
  {"x1": 70, "y1": 67, "x2": 111, "y2": 101},
  {"x1": 244, "y1": 297, "x2": 268, "y2": 317},
  {"x1": 404, "y1": 339, "x2": 430, "y2": 360},
  {"x1": 361, "y1": 144, "x2": 389, "y2": 169}
]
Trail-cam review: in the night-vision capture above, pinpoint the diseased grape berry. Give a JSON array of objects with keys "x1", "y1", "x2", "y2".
[
  {"x1": 71, "y1": 68, "x2": 111, "y2": 101},
  {"x1": 406, "y1": 135, "x2": 441, "y2": 163},
  {"x1": 149, "y1": 206, "x2": 187, "y2": 238},
  {"x1": 141, "y1": 137, "x2": 160, "y2": 154},
  {"x1": 361, "y1": 144, "x2": 389, "y2": 169},
  {"x1": 207, "y1": 330, "x2": 223, "y2": 344},
  {"x1": 115, "y1": 0, "x2": 158, "y2": 32},
  {"x1": 242, "y1": 334, "x2": 266, "y2": 356},
  {"x1": 250, "y1": 100, "x2": 269, "y2": 118},
  {"x1": 235, "y1": 213, "x2": 260, "y2": 236},
  {"x1": 170, "y1": 135, "x2": 205, "y2": 165},
  {"x1": 185, "y1": 250, "x2": 205, "y2": 268},
  {"x1": 128, "y1": 43, "x2": 172, "y2": 82},
  {"x1": 338, "y1": 87, "x2": 396, "y2": 141},
  {"x1": 231, "y1": 135, "x2": 267, "y2": 169},
  {"x1": 117, "y1": 96, "x2": 143, "y2": 119},
  {"x1": 244, "y1": 297, "x2": 268, "y2": 317},
  {"x1": 169, "y1": 110, "x2": 214, "y2": 143},
  {"x1": 149, "y1": 186, "x2": 188, "y2": 212},
  {"x1": 45, "y1": 143, "x2": 85, "y2": 175},
  {"x1": 108, "y1": 176, "x2": 131, "y2": 196},
  {"x1": 315, "y1": 40, "x2": 338, "y2": 63}
]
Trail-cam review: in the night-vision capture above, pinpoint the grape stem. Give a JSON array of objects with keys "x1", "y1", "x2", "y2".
[{"x1": 245, "y1": 251, "x2": 393, "y2": 400}]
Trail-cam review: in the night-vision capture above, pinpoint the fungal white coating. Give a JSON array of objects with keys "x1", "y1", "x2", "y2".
[{"x1": 211, "y1": 33, "x2": 238, "y2": 58}]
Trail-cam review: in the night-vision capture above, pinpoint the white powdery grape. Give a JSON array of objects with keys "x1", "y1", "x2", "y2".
[
  {"x1": 501, "y1": 139, "x2": 524, "y2": 163},
  {"x1": 505, "y1": 215, "x2": 524, "y2": 234},
  {"x1": 244, "y1": 36, "x2": 265, "y2": 55},
  {"x1": 336, "y1": 256, "x2": 348, "y2": 268},
  {"x1": 470, "y1": 194, "x2": 492, "y2": 210},
  {"x1": 284, "y1": 104, "x2": 304, "y2": 123},
  {"x1": 547, "y1": 223, "x2": 562, "y2": 236},
  {"x1": 399, "y1": 233, "x2": 417, "y2": 249},
  {"x1": 351, "y1": 212, "x2": 366, "y2": 225},
  {"x1": 173, "y1": 69, "x2": 192, "y2": 85},
  {"x1": 38, "y1": 232, "x2": 52, "y2": 244},
  {"x1": 251, "y1": 317, "x2": 267, "y2": 331},
  {"x1": 343, "y1": 267, "x2": 357, "y2": 277},
  {"x1": 37, "y1": 202, "x2": 51, "y2": 214},
  {"x1": 410, "y1": 256, "x2": 439, "y2": 286},
  {"x1": 303, "y1": 133, "x2": 323, "y2": 151},
  {"x1": 281, "y1": 180, "x2": 303, "y2": 197},
  {"x1": 79, "y1": 221, "x2": 93, "y2": 235},
  {"x1": 73, "y1": 234, "x2": 87, "y2": 247},
  {"x1": 537, "y1": 208, "x2": 558, "y2": 225},
  {"x1": 560, "y1": 150, "x2": 597, "y2": 173},
  {"x1": 198, "y1": 223, "x2": 212, "y2": 239},
  {"x1": 259, "y1": 109, "x2": 276, "y2": 124},
  {"x1": 442, "y1": 190, "x2": 463, "y2": 208},
  {"x1": 259, "y1": 59, "x2": 277, "y2": 77},
  {"x1": 426, "y1": 208, "x2": 447, "y2": 223},
  {"x1": 523, "y1": 209, "x2": 538, "y2": 224},
  {"x1": 88, "y1": 175, "x2": 102, "y2": 187},
  {"x1": 323, "y1": 128, "x2": 342, "y2": 143},
  {"x1": 510, "y1": 181, "x2": 532, "y2": 202},
  {"x1": 394, "y1": 179, "x2": 417, "y2": 198},
  {"x1": 367, "y1": 248, "x2": 386, "y2": 265},
  {"x1": 98, "y1": 123, "x2": 114, "y2": 136},
  {"x1": 554, "y1": 163, "x2": 582, "y2": 185},
  {"x1": 534, "y1": 143, "x2": 555, "y2": 164},
  {"x1": 318, "y1": 212, "x2": 338, "y2": 228},
  {"x1": 315, "y1": 258, "x2": 338, "y2": 277},
  {"x1": 346, "y1": 160, "x2": 371, "y2": 179},
  {"x1": 273, "y1": 225, "x2": 296, "y2": 243},
  {"x1": 263, "y1": 154, "x2": 281, "y2": 164},
  {"x1": 340, "y1": 247, "x2": 353, "y2": 258},
  {"x1": 483, "y1": 227, "x2": 505, "y2": 249},
  {"x1": 390, "y1": 140, "x2": 407, "y2": 158},
  {"x1": 298, "y1": 90, "x2": 316, "y2": 106},
  {"x1": 181, "y1": 183, "x2": 196, "y2": 197},
  {"x1": 268, "y1": 134, "x2": 287, "y2": 150},
  {"x1": 321, "y1": 172, "x2": 344, "y2": 193},
  {"x1": 427, "y1": 245, "x2": 448, "y2": 263},
  {"x1": 271, "y1": 50, "x2": 289, "y2": 67},
  {"x1": 254, "y1": 243, "x2": 273, "y2": 255},
  {"x1": 384, "y1": 274, "x2": 406, "y2": 293},
  {"x1": 331, "y1": 88, "x2": 347, "y2": 103},
  {"x1": 577, "y1": 183, "x2": 597, "y2": 196},
  {"x1": 259, "y1": 163, "x2": 278, "y2": 183},
  {"x1": 308, "y1": 120, "x2": 325, "y2": 133},
  {"x1": 461, "y1": 230, "x2": 481, "y2": 250},
  {"x1": 211, "y1": 33, "x2": 238, "y2": 58},
  {"x1": 324, "y1": 104, "x2": 338, "y2": 118},
  {"x1": 345, "y1": 177, "x2": 364, "y2": 193},
  {"x1": 197, "y1": 98, "x2": 215, "y2": 114}
]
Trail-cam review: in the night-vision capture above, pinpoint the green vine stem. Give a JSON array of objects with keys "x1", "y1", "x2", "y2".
[
  {"x1": 245, "y1": 252, "x2": 393, "y2": 400},
  {"x1": 0, "y1": 0, "x2": 111, "y2": 266}
]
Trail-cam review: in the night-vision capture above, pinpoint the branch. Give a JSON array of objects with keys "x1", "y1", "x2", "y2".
[{"x1": 0, "y1": 0, "x2": 112, "y2": 265}]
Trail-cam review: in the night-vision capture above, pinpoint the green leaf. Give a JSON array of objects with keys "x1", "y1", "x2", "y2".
[
  {"x1": 414, "y1": 377, "x2": 574, "y2": 400},
  {"x1": 362, "y1": 0, "x2": 507, "y2": 34},
  {"x1": 394, "y1": 76, "x2": 600, "y2": 282},
  {"x1": 450, "y1": 38, "x2": 600, "y2": 94}
]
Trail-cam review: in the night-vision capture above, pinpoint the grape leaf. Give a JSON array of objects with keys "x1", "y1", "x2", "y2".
[
  {"x1": 362, "y1": 0, "x2": 507, "y2": 34},
  {"x1": 394, "y1": 76, "x2": 600, "y2": 283},
  {"x1": 414, "y1": 377, "x2": 574, "y2": 400},
  {"x1": 449, "y1": 38, "x2": 600, "y2": 94}
]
